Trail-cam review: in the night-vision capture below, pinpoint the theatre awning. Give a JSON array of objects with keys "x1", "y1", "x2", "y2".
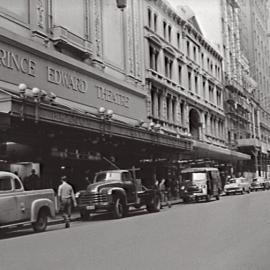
[{"x1": 0, "y1": 93, "x2": 192, "y2": 152}]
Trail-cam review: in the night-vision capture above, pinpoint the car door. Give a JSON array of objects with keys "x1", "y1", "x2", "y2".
[
  {"x1": 0, "y1": 175, "x2": 18, "y2": 224},
  {"x1": 121, "y1": 172, "x2": 137, "y2": 203},
  {"x1": 13, "y1": 177, "x2": 28, "y2": 222}
]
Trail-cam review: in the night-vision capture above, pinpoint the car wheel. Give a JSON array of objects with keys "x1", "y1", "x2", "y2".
[
  {"x1": 147, "y1": 195, "x2": 161, "y2": 213},
  {"x1": 32, "y1": 209, "x2": 48, "y2": 233},
  {"x1": 206, "y1": 194, "x2": 211, "y2": 202},
  {"x1": 113, "y1": 196, "x2": 127, "y2": 219},
  {"x1": 216, "y1": 194, "x2": 220, "y2": 200}
]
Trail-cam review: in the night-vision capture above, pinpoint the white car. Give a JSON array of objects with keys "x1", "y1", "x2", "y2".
[{"x1": 224, "y1": 177, "x2": 251, "y2": 195}]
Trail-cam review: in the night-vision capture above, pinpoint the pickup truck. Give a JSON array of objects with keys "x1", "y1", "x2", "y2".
[
  {"x1": 77, "y1": 169, "x2": 160, "y2": 219},
  {"x1": 0, "y1": 171, "x2": 55, "y2": 233}
]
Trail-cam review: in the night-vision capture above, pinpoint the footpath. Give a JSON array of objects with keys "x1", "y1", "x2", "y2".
[{"x1": 49, "y1": 198, "x2": 183, "y2": 226}]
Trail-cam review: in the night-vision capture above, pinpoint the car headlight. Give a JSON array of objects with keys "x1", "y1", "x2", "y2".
[
  {"x1": 75, "y1": 192, "x2": 81, "y2": 198},
  {"x1": 181, "y1": 186, "x2": 185, "y2": 190}
]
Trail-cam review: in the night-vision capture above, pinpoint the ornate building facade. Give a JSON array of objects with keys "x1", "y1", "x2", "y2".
[{"x1": 143, "y1": 0, "x2": 249, "y2": 170}]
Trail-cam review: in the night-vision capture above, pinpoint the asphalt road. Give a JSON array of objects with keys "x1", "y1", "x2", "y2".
[{"x1": 1, "y1": 191, "x2": 270, "y2": 270}]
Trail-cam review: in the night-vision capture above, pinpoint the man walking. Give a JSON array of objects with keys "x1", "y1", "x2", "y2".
[{"x1": 58, "y1": 176, "x2": 77, "y2": 228}]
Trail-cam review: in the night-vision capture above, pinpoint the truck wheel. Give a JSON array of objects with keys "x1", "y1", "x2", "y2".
[
  {"x1": 216, "y1": 194, "x2": 220, "y2": 200},
  {"x1": 113, "y1": 196, "x2": 127, "y2": 219},
  {"x1": 147, "y1": 195, "x2": 161, "y2": 213},
  {"x1": 206, "y1": 194, "x2": 211, "y2": 202},
  {"x1": 32, "y1": 210, "x2": 48, "y2": 233},
  {"x1": 80, "y1": 210, "x2": 90, "y2": 221}
]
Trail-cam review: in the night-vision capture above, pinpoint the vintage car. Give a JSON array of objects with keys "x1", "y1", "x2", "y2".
[
  {"x1": 250, "y1": 177, "x2": 267, "y2": 191},
  {"x1": 0, "y1": 171, "x2": 55, "y2": 232},
  {"x1": 77, "y1": 169, "x2": 160, "y2": 220},
  {"x1": 224, "y1": 177, "x2": 250, "y2": 195}
]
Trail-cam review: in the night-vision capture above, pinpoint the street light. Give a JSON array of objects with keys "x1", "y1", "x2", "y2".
[{"x1": 116, "y1": 0, "x2": 127, "y2": 10}]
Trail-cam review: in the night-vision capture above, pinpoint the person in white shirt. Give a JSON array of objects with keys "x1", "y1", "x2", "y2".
[{"x1": 58, "y1": 176, "x2": 77, "y2": 228}]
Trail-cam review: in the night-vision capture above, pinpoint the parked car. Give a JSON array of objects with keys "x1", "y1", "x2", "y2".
[
  {"x1": 224, "y1": 177, "x2": 250, "y2": 195},
  {"x1": 250, "y1": 177, "x2": 266, "y2": 191},
  {"x1": 0, "y1": 171, "x2": 55, "y2": 233}
]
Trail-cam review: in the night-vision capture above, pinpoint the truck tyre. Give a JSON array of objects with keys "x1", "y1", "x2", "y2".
[
  {"x1": 32, "y1": 209, "x2": 48, "y2": 232},
  {"x1": 216, "y1": 194, "x2": 220, "y2": 200},
  {"x1": 146, "y1": 195, "x2": 161, "y2": 213},
  {"x1": 206, "y1": 194, "x2": 211, "y2": 202},
  {"x1": 80, "y1": 210, "x2": 90, "y2": 221},
  {"x1": 113, "y1": 196, "x2": 127, "y2": 219}
]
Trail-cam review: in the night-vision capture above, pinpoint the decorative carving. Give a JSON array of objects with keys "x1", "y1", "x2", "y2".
[
  {"x1": 94, "y1": 0, "x2": 102, "y2": 57},
  {"x1": 127, "y1": 5, "x2": 135, "y2": 75},
  {"x1": 133, "y1": 0, "x2": 141, "y2": 79},
  {"x1": 37, "y1": 0, "x2": 45, "y2": 29}
]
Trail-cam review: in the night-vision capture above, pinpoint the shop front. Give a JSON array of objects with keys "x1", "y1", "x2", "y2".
[{"x1": 0, "y1": 34, "x2": 192, "y2": 191}]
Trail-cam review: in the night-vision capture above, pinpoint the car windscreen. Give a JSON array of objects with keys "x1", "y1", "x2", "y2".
[
  {"x1": 94, "y1": 172, "x2": 121, "y2": 182},
  {"x1": 181, "y1": 172, "x2": 206, "y2": 183}
]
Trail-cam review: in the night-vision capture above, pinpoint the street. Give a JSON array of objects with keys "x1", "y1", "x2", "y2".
[{"x1": 1, "y1": 191, "x2": 270, "y2": 270}]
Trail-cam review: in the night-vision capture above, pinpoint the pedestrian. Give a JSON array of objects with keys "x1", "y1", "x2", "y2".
[
  {"x1": 158, "y1": 178, "x2": 171, "y2": 208},
  {"x1": 24, "y1": 169, "x2": 41, "y2": 190},
  {"x1": 58, "y1": 175, "x2": 77, "y2": 228}
]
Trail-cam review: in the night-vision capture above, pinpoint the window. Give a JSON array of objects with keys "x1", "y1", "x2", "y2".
[
  {"x1": 154, "y1": 13, "x2": 157, "y2": 31},
  {"x1": 201, "y1": 53, "x2": 204, "y2": 68},
  {"x1": 202, "y1": 80, "x2": 206, "y2": 98},
  {"x1": 164, "y1": 55, "x2": 173, "y2": 79},
  {"x1": 188, "y1": 70, "x2": 192, "y2": 91},
  {"x1": 53, "y1": 0, "x2": 85, "y2": 37},
  {"x1": 194, "y1": 75, "x2": 198, "y2": 94},
  {"x1": 217, "y1": 90, "x2": 222, "y2": 106},
  {"x1": 180, "y1": 102, "x2": 184, "y2": 125},
  {"x1": 0, "y1": 177, "x2": 12, "y2": 191},
  {"x1": 14, "y1": 178, "x2": 22, "y2": 190},
  {"x1": 172, "y1": 98, "x2": 176, "y2": 122},
  {"x1": 166, "y1": 96, "x2": 170, "y2": 121},
  {"x1": 0, "y1": 0, "x2": 29, "y2": 23},
  {"x1": 148, "y1": 8, "x2": 152, "y2": 28},
  {"x1": 209, "y1": 85, "x2": 214, "y2": 103},
  {"x1": 149, "y1": 45, "x2": 159, "y2": 71},
  {"x1": 122, "y1": 172, "x2": 132, "y2": 182},
  {"x1": 193, "y1": 46, "x2": 197, "y2": 62},
  {"x1": 178, "y1": 64, "x2": 182, "y2": 85},
  {"x1": 187, "y1": 41, "x2": 190, "y2": 57},
  {"x1": 177, "y1": 32, "x2": 180, "y2": 48},
  {"x1": 168, "y1": 25, "x2": 172, "y2": 42},
  {"x1": 163, "y1": 21, "x2": 167, "y2": 39}
]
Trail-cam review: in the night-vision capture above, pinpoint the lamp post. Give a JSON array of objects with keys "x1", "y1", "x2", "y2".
[
  {"x1": 116, "y1": 0, "x2": 127, "y2": 10},
  {"x1": 18, "y1": 83, "x2": 27, "y2": 120}
]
